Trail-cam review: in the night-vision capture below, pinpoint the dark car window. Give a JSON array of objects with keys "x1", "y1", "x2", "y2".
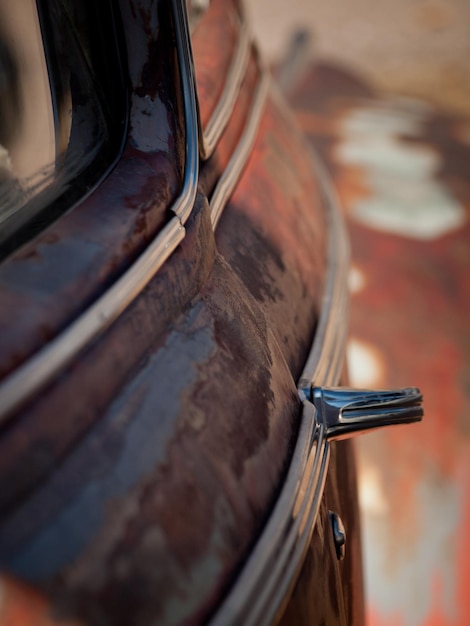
[{"x1": 0, "y1": 0, "x2": 127, "y2": 258}]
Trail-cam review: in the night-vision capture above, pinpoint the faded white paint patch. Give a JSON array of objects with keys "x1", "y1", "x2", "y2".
[
  {"x1": 336, "y1": 103, "x2": 466, "y2": 240},
  {"x1": 358, "y1": 463, "x2": 389, "y2": 515},
  {"x1": 348, "y1": 265, "x2": 366, "y2": 294},
  {"x1": 347, "y1": 338, "x2": 384, "y2": 388},
  {"x1": 362, "y1": 468, "x2": 460, "y2": 626}
]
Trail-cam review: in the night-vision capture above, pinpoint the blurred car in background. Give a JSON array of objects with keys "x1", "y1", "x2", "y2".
[{"x1": 0, "y1": 1, "x2": 423, "y2": 624}]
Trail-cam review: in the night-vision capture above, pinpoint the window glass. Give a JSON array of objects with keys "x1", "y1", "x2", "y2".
[{"x1": 0, "y1": 0, "x2": 127, "y2": 257}]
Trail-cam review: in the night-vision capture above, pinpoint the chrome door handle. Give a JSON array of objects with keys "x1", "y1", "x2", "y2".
[{"x1": 312, "y1": 386, "x2": 423, "y2": 441}]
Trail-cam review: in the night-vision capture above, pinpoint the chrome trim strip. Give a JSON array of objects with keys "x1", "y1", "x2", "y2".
[
  {"x1": 209, "y1": 148, "x2": 350, "y2": 626},
  {"x1": 0, "y1": 0, "x2": 200, "y2": 423},
  {"x1": 0, "y1": 218, "x2": 185, "y2": 422},
  {"x1": 201, "y1": 26, "x2": 251, "y2": 159},
  {"x1": 171, "y1": 0, "x2": 200, "y2": 224},
  {"x1": 210, "y1": 64, "x2": 269, "y2": 228}
]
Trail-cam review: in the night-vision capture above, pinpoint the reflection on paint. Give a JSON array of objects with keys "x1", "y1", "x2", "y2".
[{"x1": 336, "y1": 103, "x2": 466, "y2": 240}]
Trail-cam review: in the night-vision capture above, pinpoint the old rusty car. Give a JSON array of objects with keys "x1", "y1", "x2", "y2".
[{"x1": 0, "y1": 0, "x2": 423, "y2": 624}]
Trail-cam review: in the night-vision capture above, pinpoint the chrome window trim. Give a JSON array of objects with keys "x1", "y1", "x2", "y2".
[
  {"x1": 210, "y1": 59, "x2": 269, "y2": 228},
  {"x1": 0, "y1": 0, "x2": 199, "y2": 424},
  {"x1": 171, "y1": 0, "x2": 200, "y2": 225},
  {"x1": 209, "y1": 150, "x2": 350, "y2": 626},
  {"x1": 0, "y1": 218, "x2": 185, "y2": 423},
  {"x1": 200, "y1": 25, "x2": 251, "y2": 159}
]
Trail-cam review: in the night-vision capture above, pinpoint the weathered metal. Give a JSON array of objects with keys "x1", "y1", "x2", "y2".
[
  {"x1": 191, "y1": 0, "x2": 250, "y2": 157},
  {"x1": 0, "y1": 1, "x2": 326, "y2": 623},
  {"x1": 279, "y1": 439, "x2": 364, "y2": 626},
  {"x1": 0, "y1": 193, "x2": 302, "y2": 625}
]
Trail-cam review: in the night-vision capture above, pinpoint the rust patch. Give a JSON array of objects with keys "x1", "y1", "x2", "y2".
[{"x1": 191, "y1": 0, "x2": 240, "y2": 130}]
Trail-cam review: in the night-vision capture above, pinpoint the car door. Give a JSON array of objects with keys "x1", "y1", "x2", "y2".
[{"x1": 0, "y1": 1, "x2": 422, "y2": 625}]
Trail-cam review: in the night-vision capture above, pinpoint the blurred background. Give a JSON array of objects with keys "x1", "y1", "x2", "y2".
[
  {"x1": 250, "y1": 0, "x2": 470, "y2": 113},
  {"x1": 250, "y1": 1, "x2": 470, "y2": 625}
]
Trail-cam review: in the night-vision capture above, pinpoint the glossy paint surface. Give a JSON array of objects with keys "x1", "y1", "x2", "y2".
[{"x1": 287, "y1": 61, "x2": 470, "y2": 626}]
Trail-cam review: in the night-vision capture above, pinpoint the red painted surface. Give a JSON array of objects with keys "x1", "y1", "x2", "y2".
[{"x1": 192, "y1": 0, "x2": 240, "y2": 129}]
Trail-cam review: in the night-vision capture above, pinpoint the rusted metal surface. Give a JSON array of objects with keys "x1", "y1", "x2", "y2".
[
  {"x1": 0, "y1": 196, "x2": 300, "y2": 625},
  {"x1": 0, "y1": 0, "x2": 183, "y2": 380},
  {"x1": 216, "y1": 87, "x2": 327, "y2": 379},
  {"x1": 0, "y1": 2, "x2": 339, "y2": 624},
  {"x1": 0, "y1": 78, "x2": 330, "y2": 625},
  {"x1": 287, "y1": 60, "x2": 470, "y2": 626}
]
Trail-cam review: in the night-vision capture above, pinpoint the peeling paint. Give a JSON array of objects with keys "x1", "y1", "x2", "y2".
[{"x1": 336, "y1": 103, "x2": 466, "y2": 240}]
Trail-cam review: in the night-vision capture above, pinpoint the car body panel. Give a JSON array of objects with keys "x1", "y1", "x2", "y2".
[
  {"x1": 0, "y1": 0, "x2": 183, "y2": 381},
  {"x1": 0, "y1": 1, "x2": 425, "y2": 625},
  {"x1": 0, "y1": 0, "x2": 335, "y2": 623}
]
